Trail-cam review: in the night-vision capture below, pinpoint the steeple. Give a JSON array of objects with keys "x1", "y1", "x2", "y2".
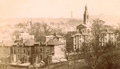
[{"x1": 83, "y1": 5, "x2": 89, "y2": 24}]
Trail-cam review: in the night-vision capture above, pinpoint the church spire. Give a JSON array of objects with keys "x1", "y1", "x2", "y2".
[
  {"x1": 85, "y1": 5, "x2": 87, "y2": 11},
  {"x1": 83, "y1": 5, "x2": 89, "y2": 24}
]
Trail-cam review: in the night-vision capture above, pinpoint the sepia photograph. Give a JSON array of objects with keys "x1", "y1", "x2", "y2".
[{"x1": 0, "y1": 0, "x2": 120, "y2": 69}]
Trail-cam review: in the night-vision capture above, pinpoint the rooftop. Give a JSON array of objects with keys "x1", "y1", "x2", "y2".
[{"x1": 47, "y1": 38, "x2": 64, "y2": 45}]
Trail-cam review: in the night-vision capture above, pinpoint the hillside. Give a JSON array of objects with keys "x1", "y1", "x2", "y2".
[{"x1": 0, "y1": 14, "x2": 119, "y2": 41}]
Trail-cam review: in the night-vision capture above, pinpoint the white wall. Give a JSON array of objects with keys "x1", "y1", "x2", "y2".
[{"x1": 52, "y1": 45, "x2": 66, "y2": 63}]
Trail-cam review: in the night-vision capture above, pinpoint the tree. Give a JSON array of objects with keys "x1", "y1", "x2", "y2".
[
  {"x1": 15, "y1": 22, "x2": 27, "y2": 32},
  {"x1": 115, "y1": 22, "x2": 120, "y2": 41},
  {"x1": 65, "y1": 31, "x2": 76, "y2": 53},
  {"x1": 81, "y1": 19, "x2": 118, "y2": 69},
  {"x1": 41, "y1": 23, "x2": 52, "y2": 36}
]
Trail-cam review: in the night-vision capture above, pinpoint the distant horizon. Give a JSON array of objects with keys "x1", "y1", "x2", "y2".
[
  {"x1": 0, "y1": 14, "x2": 119, "y2": 28},
  {"x1": 0, "y1": 0, "x2": 120, "y2": 18},
  {"x1": 0, "y1": 14, "x2": 120, "y2": 19}
]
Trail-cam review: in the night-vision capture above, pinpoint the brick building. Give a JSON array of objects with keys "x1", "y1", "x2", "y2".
[{"x1": 10, "y1": 33, "x2": 66, "y2": 66}]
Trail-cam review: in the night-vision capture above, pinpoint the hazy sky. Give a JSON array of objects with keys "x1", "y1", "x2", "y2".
[{"x1": 0, "y1": 0, "x2": 120, "y2": 18}]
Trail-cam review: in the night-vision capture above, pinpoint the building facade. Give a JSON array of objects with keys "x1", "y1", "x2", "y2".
[
  {"x1": 0, "y1": 40, "x2": 13, "y2": 64},
  {"x1": 10, "y1": 33, "x2": 66, "y2": 66},
  {"x1": 72, "y1": 5, "x2": 91, "y2": 51},
  {"x1": 45, "y1": 38, "x2": 66, "y2": 63},
  {"x1": 72, "y1": 6, "x2": 117, "y2": 51},
  {"x1": 100, "y1": 29, "x2": 117, "y2": 46}
]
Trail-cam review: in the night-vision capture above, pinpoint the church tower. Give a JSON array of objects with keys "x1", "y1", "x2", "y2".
[{"x1": 83, "y1": 5, "x2": 89, "y2": 24}]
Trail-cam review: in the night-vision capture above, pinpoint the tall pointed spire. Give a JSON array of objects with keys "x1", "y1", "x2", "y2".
[
  {"x1": 85, "y1": 5, "x2": 87, "y2": 11},
  {"x1": 83, "y1": 5, "x2": 89, "y2": 24}
]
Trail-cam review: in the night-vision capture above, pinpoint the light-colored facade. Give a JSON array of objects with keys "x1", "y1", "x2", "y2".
[
  {"x1": 45, "y1": 34, "x2": 66, "y2": 45},
  {"x1": 45, "y1": 38, "x2": 66, "y2": 63},
  {"x1": 72, "y1": 6, "x2": 117, "y2": 51},
  {"x1": 73, "y1": 5, "x2": 91, "y2": 51},
  {"x1": 100, "y1": 30, "x2": 117, "y2": 46},
  {"x1": 0, "y1": 40, "x2": 13, "y2": 64}
]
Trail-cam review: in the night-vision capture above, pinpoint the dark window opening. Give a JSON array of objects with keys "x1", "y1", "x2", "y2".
[
  {"x1": 40, "y1": 48, "x2": 42, "y2": 52},
  {"x1": 52, "y1": 52, "x2": 54, "y2": 55},
  {"x1": 18, "y1": 49, "x2": 19, "y2": 53},
  {"x1": 23, "y1": 49, "x2": 25, "y2": 53}
]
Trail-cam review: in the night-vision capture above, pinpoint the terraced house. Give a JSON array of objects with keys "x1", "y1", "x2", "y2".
[{"x1": 10, "y1": 32, "x2": 66, "y2": 66}]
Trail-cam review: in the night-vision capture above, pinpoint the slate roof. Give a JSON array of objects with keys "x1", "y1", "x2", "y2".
[
  {"x1": 72, "y1": 33, "x2": 82, "y2": 37},
  {"x1": 47, "y1": 38, "x2": 64, "y2": 45},
  {"x1": 101, "y1": 30, "x2": 114, "y2": 34},
  {"x1": 24, "y1": 39, "x2": 35, "y2": 46},
  {"x1": 76, "y1": 24, "x2": 87, "y2": 29}
]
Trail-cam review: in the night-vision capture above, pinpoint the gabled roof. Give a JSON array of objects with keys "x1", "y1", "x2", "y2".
[
  {"x1": 14, "y1": 39, "x2": 23, "y2": 45},
  {"x1": 46, "y1": 34, "x2": 63, "y2": 38},
  {"x1": 47, "y1": 38, "x2": 64, "y2": 45},
  {"x1": 101, "y1": 30, "x2": 114, "y2": 34},
  {"x1": 76, "y1": 24, "x2": 87, "y2": 29},
  {"x1": 24, "y1": 39, "x2": 35, "y2": 46},
  {"x1": 72, "y1": 33, "x2": 82, "y2": 37}
]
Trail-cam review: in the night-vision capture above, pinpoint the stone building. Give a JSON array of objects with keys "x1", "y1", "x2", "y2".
[
  {"x1": 0, "y1": 40, "x2": 13, "y2": 64},
  {"x1": 44, "y1": 38, "x2": 66, "y2": 64},
  {"x1": 10, "y1": 39, "x2": 37, "y2": 65},
  {"x1": 72, "y1": 5, "x2": 91, "y2": 51},
  {"x1": 100, "y1": 28, "x2": 117, "y2": 46},
  {"x1": 72, "y1": 6, "x2": 117, "y2": 51},
  {"x1": 10, "y1": 33, "x2": 66, "y2": 66},
  {"x1": 43, "y1": 34, "x2": 66, "y2": 64}
]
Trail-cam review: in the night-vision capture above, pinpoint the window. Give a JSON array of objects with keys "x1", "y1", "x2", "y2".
[
  {"x1": 40, "y1": 48, "x2": 42, "y2": 52},
  {"x1": 23, "y1": 49, "x2": 25, "y2": 53},
  {"x1": 82, "y1": 30, "x2": 84, "y2": 33},
  {"x1": 46, "y1": 49, "x2": 49, "y2": 53},
  {"x1": 74, "y1": 45, "x2": 76, "y2": 49},
  {"x1": 18, "y1": 49, "x2": 19, "y2": 53},
  {"x1": 28, "y1": 51, "x2": 30, "y2": 55},
  {"x1": 36, "y1": 49, "x2": 38, "y2": 53},
  {"x1": 17, "y1": 55, "x2": 19, "y2": 60},
  {"x1": 52, "y1": 52, "x2": 54, "y2": 55},
  {"x1": 40, "y1": 55, "x2": 42, "y2": 60},
  {"x1": 14, "y1": 49, "x2": 16, "y2": 54}
]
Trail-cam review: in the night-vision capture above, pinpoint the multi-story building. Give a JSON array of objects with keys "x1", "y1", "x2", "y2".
[
  {"x1": 44, "y1": 38, "x2": 66, "y2": 64},
  {"x1": 44, "y1": 34, "x2": 66, "y2": 63},
  {"x1": 45, "y1": 34, "x2": 66, "y2": 45},
  {"x1": 72, "y1": 6, "x2": 117, "y2": 51},
  {"x1": 10, "y1": 39, "x2": 38, "y2": 65},
  {"x1": 66, "y1": 31, "x2": 76, "y2": 52},
  {"x1": 0, "y1": 40, "x2": 14, "y2": 64},
  {"x1": 100, "y1": 29, "x2": 117, "y2": 46},
  {"x1": 72, "y1": 5, "x2": 91, "y2": 51},
  {"x1": 10, "y1": 33, "x2": 66, "y2": 66}
]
